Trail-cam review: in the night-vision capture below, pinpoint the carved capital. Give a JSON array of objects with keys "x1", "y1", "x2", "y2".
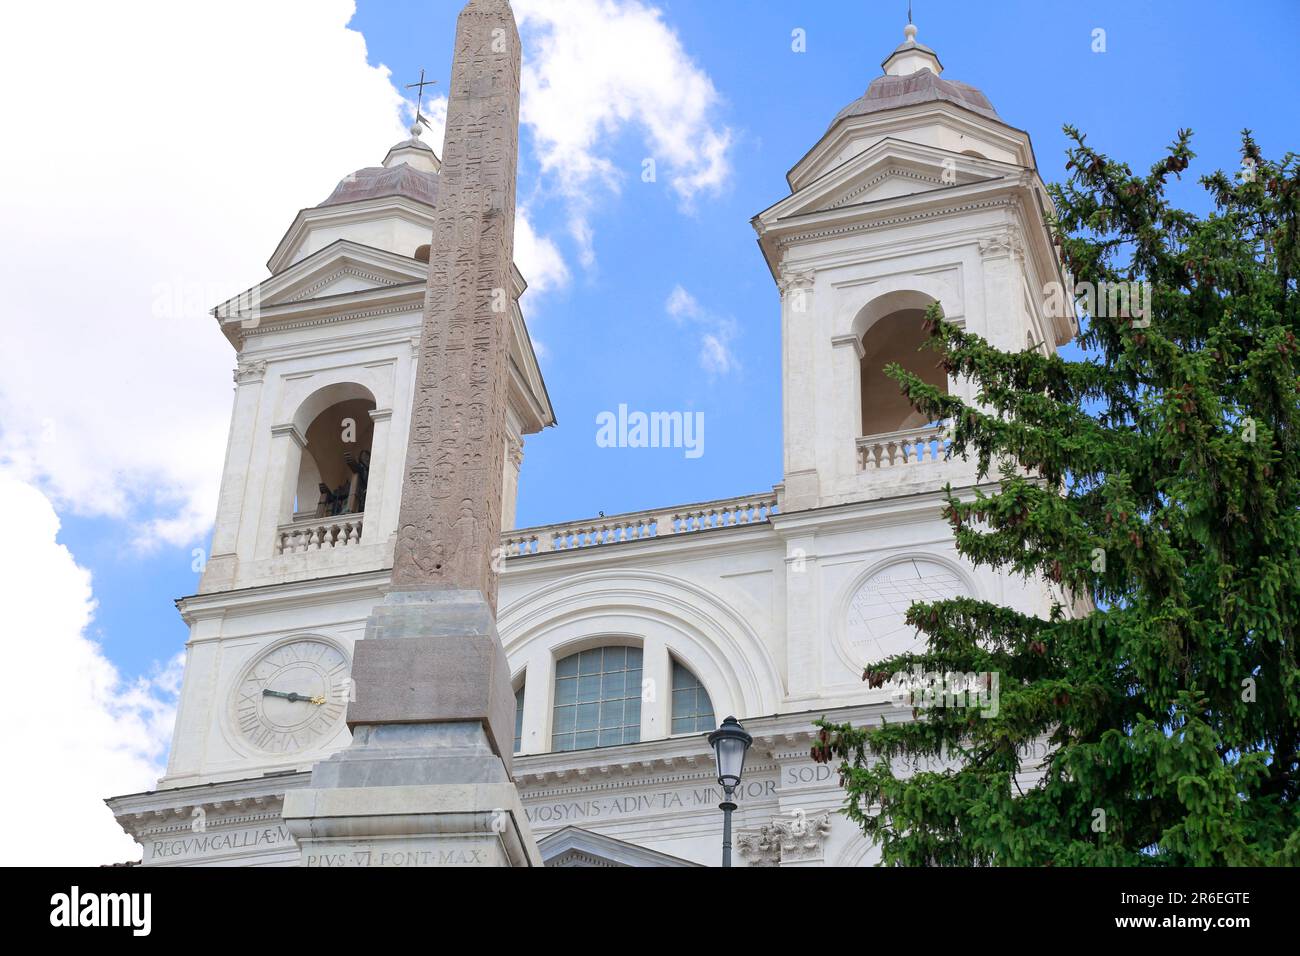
[
  {"x1": 737, "y1": 809, "x2": 833, "y2": 866},
  {"x1": 978, "y1": 232, "x2": 1024, "y2": 260},
  {"x1": 233, "y1": 359, "x2": 267, "y2": 385},
  {"x1": 777, "y1": 267, "x2": 816, "y2": 298}
]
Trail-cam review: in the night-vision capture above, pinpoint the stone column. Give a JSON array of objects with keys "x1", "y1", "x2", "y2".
[
  {"x1": 201, "y1": 359, "x2": 266, "y2": 591},
  {"x1": 779, "y1": 266, "x2": 819, "y2": 509},
  {"x1": 283, "y1": 0, "x2": 540, "y2": 868},
  {"x1": 830, "y1": 333, "x2": 865, "y2": 487},
  {"x1": 256, "y1": 422, "x2": 306, "y2": 559},
  {"x1": 783, "y1": 532, "x2": 820, "y2": 700},
  {"x1": 364, "y1": 407, "x2": 394, "y2": 538},
  {"x1": 502, "y1": 427, "x2": 523, "y2": 533}
]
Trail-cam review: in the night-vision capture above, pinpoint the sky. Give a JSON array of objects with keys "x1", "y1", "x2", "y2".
[{"x1": 0, "y1": 0, "x2": 1296, "y2": 864}]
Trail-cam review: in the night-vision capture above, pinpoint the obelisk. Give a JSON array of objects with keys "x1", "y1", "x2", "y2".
[{"x1": 282, "y1": 0, "x2": 540, "y2": 868}]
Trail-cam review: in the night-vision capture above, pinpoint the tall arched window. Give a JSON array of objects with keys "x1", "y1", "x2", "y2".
[
  {"x1": 292, "y1": 390, "x2": 376, "y2": 519},
  {"x1": 551, "y1": 646, "x2": 642, "y2": 752},
  {"x1": 670, "y1": 660, "x2": 716, "y2": 734},
  {"x1": 859, "y1": 307, "x2": 949, "y2": 435}
]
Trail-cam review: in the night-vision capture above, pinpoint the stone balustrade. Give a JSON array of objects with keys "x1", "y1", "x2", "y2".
[
  {"x1": 501, "y1": 492, "x2": 779, "y2": 557},
  {"x1": 276, "y1": 514, "x2": 365, "y2": 554},
  {"x1": 274, "y1": 491, "x2": 781, "y2": 561},
  {"x1": 856, "y1": 421, "x2": 952, "y2": 470}
]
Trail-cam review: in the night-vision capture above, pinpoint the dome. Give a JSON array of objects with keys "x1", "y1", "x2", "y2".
[
  {"x1": 828, "y1": 22, "x2": 1001, "y2": 131},
  {"x1": 831, "y1": 69, "x2": 1000, "y2": 129},
  {"x1": 319, "y1": 161, "x2": 440, "y2": 209}
]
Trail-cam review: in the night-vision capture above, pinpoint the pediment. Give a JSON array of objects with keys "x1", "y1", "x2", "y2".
[
  {"x1": 255, "y1": 240, "x2": 426, "y2": 311},
  {"x1": 761, "y1": 138, "x2": 1014, "y2": 224},
  {"x1": 211, "y1": 240, "x2": 426, "y2": 333},
  {"x1": 537, "y1": 826, "x2": 700, "y2": 867}
]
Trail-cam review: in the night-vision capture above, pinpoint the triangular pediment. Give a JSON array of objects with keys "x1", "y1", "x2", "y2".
[
  {"x1": 760, "y1": 138, "x2": 1015, "y2": 224},
  {"x1": 212, "y1": 240, "x2": 426, "y2": 332},
  {"x1": 243, "y1": 240, "x2": 427, "y2": 313},
  {"x1": 537, "y1": 826, "x2": 700, "y2": 867}
]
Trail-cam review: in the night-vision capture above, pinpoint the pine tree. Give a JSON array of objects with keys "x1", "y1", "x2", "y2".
[{"x1": 813, "y1": 129, "x2": 1300, "y2": 866}]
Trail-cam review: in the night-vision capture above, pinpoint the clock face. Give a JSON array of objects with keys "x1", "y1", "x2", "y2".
[
  {"x1": 231, "y1": 639, "x2": 350, "y2": 754},
  {"x1": 846, "y1": 559, "x2": 967, "y2": 665}
]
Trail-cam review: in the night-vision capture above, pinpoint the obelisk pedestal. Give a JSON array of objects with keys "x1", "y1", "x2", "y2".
[
  {"x1": 283, "y1": 0, "x2": 540, "y2": 867},
  {"x1": 284, "y1": 591, "x2": 539, "y2": 867}
]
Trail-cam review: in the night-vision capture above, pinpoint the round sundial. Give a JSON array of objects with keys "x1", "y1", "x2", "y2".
[{"x1": 845, "y1": 559, "x2": 968, "y2": 665}]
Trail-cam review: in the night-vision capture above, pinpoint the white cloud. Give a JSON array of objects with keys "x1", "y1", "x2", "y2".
[
  {"x1": 0, "y1": 1, "x2": 573, "y2": 549},
  {"x1": 0, "y1": 0, "x2": 417, "y2": 549},
  {"x1": 665, "y1": 284, "x2": 740, "y2": 376},
  {"x1": 0, "y1": 471, "x2": 180, "y2": 865},
  {"x1": 516, "y1": 207, "x2": 571, "y2": 297},
  {"x1": 514, "y1": 0, "x2": 733, "y2": 266}
]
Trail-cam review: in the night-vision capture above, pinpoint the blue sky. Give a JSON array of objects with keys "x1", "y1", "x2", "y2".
[{"x1": 42, "y1": 0, "x2": 1300, "y2": 684}]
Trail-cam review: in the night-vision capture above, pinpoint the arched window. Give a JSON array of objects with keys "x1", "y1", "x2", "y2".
[
  {"x1": 551, "y1": 646, "x2": 642, "y2": 752},
  {"x1": 670, "y1": 660, "x2": 715, "y2": 734},
  {"x1": 293, "y1": 395, "x2": 376, "y2": 519},
  {"x1": 514, "y1": 683, "x2": 525, "y2": 754},
  {"x1": 860, "y1": 307, "x2": 949, "y2": 435}
]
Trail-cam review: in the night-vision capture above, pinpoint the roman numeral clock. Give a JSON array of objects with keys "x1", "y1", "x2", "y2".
[{"x1": 230, "y1": 639, "x2": 351, "y2": 755}]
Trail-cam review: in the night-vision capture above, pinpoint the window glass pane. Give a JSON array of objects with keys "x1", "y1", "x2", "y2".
[
  {"x1": 576, "y1": 674, "x2": 601, "y2": 702},
  {"x1": 669, "y1": 660, "x2": 715, "y2": 734},
  {"x1": 602, "y1": 670, "x2": 626, "y2": 698},
  {"x1": 552, "y1": 705, "x2": 576, "y2": 734},
  {"x1": 514, "y1": 684, "x2": 525, "y2": 754},
  {"x1": 552, "y1": 645, "x2": 645, "y2": 752},
  {"x1": 554, "y1": 677, "x2": 577, "y2": 706}
]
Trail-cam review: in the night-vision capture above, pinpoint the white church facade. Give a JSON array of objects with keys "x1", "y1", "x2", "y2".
[{"x1": 107, "y1": 23, "x2": 1078, "y2": 867}]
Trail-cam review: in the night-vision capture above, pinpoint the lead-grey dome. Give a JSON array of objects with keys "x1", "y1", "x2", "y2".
[
  {"x1": 831, "y1": 69, "x2": 1000, "y2": 128},
  {"x1": 319, "y1": 159, "x2": 440, "y2": 209}
]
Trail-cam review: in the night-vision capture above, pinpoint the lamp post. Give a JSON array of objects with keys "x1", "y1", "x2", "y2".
[{"x1": 707, "y1": 715, "x2": 753, "y2": 868}]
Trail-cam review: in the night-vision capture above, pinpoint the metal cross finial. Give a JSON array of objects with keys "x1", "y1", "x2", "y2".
[{"x1": 405, "y1": 68, "x2": 438, "y2": 130}]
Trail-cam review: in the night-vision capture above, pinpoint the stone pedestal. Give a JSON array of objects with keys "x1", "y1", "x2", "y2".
[{"x1": 282, "y1": 589, "x2": 541, "y2": 867}]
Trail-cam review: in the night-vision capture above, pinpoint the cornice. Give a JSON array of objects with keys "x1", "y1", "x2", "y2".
[
  {"x1": 177, "y1": 568, "x2": 392, "y2": 621},
  {"x1": 778, "y1": 194, "x2": 1015, "y2": 249},
  {"x1": 237, "y1": 299, "x2": 423, "y2": 344}
]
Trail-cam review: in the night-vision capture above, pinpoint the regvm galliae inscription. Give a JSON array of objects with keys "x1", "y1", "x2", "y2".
[{"x1": 392, "y1": 0, "x2": 520, "y2": 610}]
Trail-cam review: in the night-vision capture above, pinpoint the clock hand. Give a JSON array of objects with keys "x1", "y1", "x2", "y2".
[{"x1": 262, "y1": 689, "x2": 326, "y2": 705}]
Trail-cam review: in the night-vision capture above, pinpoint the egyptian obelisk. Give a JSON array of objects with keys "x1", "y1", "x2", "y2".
[{"x1": 282, "y1": 0, "x2": 540, "y2": 868}]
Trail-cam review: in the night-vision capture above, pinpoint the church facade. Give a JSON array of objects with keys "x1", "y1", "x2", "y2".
[{"x1": 107, "y1": 22, "x2": 1078, "y2": 867}]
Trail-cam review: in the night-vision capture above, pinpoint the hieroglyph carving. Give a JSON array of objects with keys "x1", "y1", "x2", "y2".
[{"x1": 391, "y1": 0, "x2": 520, "y2": 611}]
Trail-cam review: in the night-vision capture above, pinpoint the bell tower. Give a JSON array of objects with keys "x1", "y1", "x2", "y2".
[
  {"x1": 754, "y1": 20, "x2": 1075, "y2": 513},
  {"x1": 157, "y1": 123, "x2": 554, "y2": 792}
]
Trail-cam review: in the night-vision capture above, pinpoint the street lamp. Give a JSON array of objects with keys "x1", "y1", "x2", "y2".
[{"x1": 707, "y1": 715, "x2": 753, "y2": 867}]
